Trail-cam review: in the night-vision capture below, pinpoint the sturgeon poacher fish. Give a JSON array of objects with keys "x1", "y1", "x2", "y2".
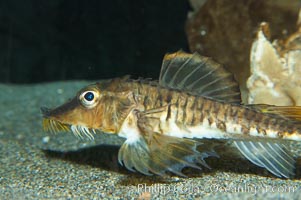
[{"x1": 42, "y1": 51, "x2": 301, "y2": 178}]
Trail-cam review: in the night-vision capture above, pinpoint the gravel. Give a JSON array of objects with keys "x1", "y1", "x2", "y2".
[{"x1": 0, "y1": 81, "x2": 301, "y2": 199}]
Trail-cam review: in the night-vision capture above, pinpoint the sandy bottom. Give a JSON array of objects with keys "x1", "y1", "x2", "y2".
[{"x1": 0, "y1": 81, "x2": 300, "y2": 199}]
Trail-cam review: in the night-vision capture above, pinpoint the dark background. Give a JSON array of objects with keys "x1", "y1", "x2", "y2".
[{"x1": 0, "y1": 0, "x2": 191, "y2": 83}]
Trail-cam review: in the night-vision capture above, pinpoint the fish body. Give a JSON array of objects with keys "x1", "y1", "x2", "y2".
[
  {"x1": 42, "y1": 51, "x2": 301, "y2": 178},
  {"x1": 117, "y1": 81, "x2": 301, "y2": 141}
]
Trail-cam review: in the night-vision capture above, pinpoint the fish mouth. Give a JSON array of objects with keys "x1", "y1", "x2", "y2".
[{"x1": 41, "y1": 107, "x2": 96, "y2": 140}]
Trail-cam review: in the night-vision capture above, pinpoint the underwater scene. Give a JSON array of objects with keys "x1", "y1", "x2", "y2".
[{"x1": 1, "y1": 0, "x2": 301, "y2": 199}]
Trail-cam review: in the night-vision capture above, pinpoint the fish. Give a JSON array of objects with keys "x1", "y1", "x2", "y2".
[{"x1": 41, "y1": 51, "x2": 301, "y2": 178}]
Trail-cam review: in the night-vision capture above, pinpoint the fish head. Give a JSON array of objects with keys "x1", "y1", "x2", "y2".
[{"x1": 41, "y1": 84, "x2": 108, "y2": 139}]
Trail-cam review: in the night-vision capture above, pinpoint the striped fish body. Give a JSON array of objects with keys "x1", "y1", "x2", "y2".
[
  {"x1": 42, "y1": 51, "x2": 301, "y2": 178},
  {"x1": 118, "y1": 80, "x2": 301, "y2": 142}
]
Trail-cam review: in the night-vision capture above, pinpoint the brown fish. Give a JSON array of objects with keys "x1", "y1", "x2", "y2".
[{"x1": 42, "y1": 51, "x2": 301, "y2": 178}]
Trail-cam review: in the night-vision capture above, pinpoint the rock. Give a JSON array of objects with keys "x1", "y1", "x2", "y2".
[
  {"x1": 247, "y1": 11, "x2": 301, "y2": 106},
  {"x1": 185, "y1": 0, "x2": 299, "y2": 102}
]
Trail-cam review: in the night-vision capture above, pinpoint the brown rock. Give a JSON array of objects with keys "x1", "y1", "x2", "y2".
[
  {"x1": 248, "y1": 14, "x2": 301, "y2": 106},
  {"x1": 186, "y1": 0, "x2": 299, "y2": 102}
]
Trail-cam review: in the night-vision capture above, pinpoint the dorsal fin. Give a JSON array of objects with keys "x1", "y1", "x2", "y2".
[{"x1": 159, "y1": 51, "x2": 241, "y2": 103}]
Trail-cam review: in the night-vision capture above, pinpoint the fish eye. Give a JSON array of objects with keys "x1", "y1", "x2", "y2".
[
  {"x1": 84, "y1": 92, "x2": 94, "y2": 101},
  {"x1": 79, "y1": 90, "x2": 99, "y2": 108}
]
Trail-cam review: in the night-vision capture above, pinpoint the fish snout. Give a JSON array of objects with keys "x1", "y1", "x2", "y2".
[{"x1": 41, "y1": 107, "x2": 51, "y2": 117}]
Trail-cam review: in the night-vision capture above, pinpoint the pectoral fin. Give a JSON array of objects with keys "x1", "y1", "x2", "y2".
[
  {"x1": 118, "y1": 136, "x2": 153, "y2": 175},
  {"x1": 118, "y1": 132, "x2": 218, "y2": 176},
  {"x1": 233, "y1": 140, "x2": 295, "y2": 178}
]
